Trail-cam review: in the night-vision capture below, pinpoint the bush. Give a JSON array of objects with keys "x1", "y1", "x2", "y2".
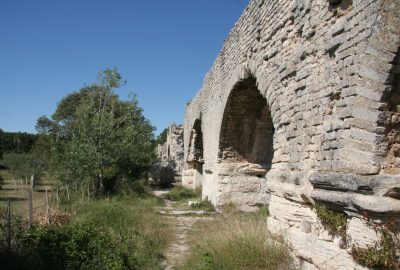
[
  {"x1": 178, "y1": 212, "x2": 294, "y2": 270},
  {"x1": 190, "y1": 200, "x2": 215, "y2": 212},
  {"x1": 0, "y1": 197, "x2": 171, "y2": 270},
  {"x1": 166, "y1": 186, "x2": 200, "y2": 201},
  {"x1": 0, "y1": 222, "x2": 124, "y2": 270},
  {"x1": 352, "y1": 229, "x2": 400, "y2": 270},
  {"x1": 315, "y1": 203, "x2": 347, "y2": 235}
]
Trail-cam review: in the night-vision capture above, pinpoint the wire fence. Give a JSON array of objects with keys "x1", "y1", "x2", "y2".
[{"x1": 0, "y1": 179, "x2": 83, "y2": 254}]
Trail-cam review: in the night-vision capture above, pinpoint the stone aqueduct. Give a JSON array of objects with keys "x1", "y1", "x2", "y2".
[{"x1": 178, "y1": 0, "x2": 400, "y2": 268}]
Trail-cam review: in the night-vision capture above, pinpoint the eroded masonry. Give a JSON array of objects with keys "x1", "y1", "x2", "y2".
[{"x1": 182, "y1": 0, "x2": 400, "y2": 268}]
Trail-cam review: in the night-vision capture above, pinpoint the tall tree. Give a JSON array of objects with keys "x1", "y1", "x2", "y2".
[{"x1": 37, "y1": 68, "x2": 155, "y2": 194}]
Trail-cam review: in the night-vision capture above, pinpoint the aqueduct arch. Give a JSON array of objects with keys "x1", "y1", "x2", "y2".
[
  {"x1": 219, "y1": 76, "x2": 274, "y2": 166},
  {"x1": 182, "y1": 119, "x2": 204, "y2": 188},
  {"x1": 384, "y1": 47, "x2": 400, "y2": 174},
  {"x1": 182, "y1": 0, "x2": 400, "y2": 268},
  {"x1": 215, "y1": 76, "x2": 274, "y2": 209}
]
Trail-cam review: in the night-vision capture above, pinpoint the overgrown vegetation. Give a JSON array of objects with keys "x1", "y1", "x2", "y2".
[
  {"x1": 315, "y1": 203, "x2": 347, "y2": 237},
  {"x1": 178, "y1": 211, "x2": 294, "y2": 270},
  {"x1": 0, "y1": 196, "x2": 171, "y2": 270},
  {"x1": 352, "y1": 228, "x2": 400, "y2": 270},
  {"x1": 166, "y1": 186, "x2": 201, "y2": 201}
]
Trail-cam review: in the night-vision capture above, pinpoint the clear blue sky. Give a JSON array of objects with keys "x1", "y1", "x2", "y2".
[{"x1": 0, "y1": 0, "x2": 249, "y2": 135}]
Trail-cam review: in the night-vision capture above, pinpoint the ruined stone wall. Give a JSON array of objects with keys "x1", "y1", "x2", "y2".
[
  {"x1": 156, "y1": 123, "x2": 184, "y2": 175},
  {"x1": 183, "y1": 0, "x2": 400, "y2": 268}
]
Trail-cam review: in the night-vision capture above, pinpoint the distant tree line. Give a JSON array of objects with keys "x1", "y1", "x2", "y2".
[
  {"x1": 0, "y1": 130, "x2": 37, "y2": 158},
  {"x1": 0, "y1": 130, "x2": 45, "y2": 183}
]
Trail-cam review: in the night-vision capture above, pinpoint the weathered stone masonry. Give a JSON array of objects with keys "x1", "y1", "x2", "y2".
[
  {"x1": 183, "y1": 0, "x2": 400, "y2": 268},
  {"x1": 156, "y1": 123, "x2": 184, "y2": 175}
]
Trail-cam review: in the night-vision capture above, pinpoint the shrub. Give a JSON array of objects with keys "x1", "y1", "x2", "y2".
[
  {"x1": 166, "y1": 186, "x2": 199, "y2": 201},
  {"x1": 315, "y1": 203, "x2": 347, "y2": 235},
  {"x1": 0, "y1": 197, "x2": 171, "y2": 270},
  {"x1": 190, "y1": 199, "x2": 215, "y2": 212},
  {"x1": 0, "y1": 222, "x2": 124, "y2": 270},
  {"x1": 178, "y1": 212, "x2": 294, "y2": 270},
  {"x1": 352, "y1": 228, "x2": 400, "y2": 270}
]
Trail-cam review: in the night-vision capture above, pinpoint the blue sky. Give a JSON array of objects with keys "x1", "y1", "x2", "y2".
[{"x1": 0, "y1": 0, "x2": 249, "y2": 135}]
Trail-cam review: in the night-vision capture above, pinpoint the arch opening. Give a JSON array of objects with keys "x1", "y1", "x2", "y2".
[
  {"x1": 389, "y1": 48, "x2": 400, "y2": 112},
  {"x1": 219, "y1": 77, "x2": 274, "y2": 168},
  {"x1": 384, "y1": 46, "x2": 400, "y2": 174},
  {"x1": 187, "y1": 119, "x2": 204, "y2": 174}
]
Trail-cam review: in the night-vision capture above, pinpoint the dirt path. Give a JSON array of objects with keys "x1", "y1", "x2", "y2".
[{"x1": 153, "y1": 190, "x2": 214, "y2": 270}]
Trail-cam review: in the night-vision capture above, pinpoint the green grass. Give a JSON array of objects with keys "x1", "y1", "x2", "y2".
[
  {"x1": 166, "y1": 186, "x2": 201, "y2": 201},
  {"x1": 1, "y1": 195, "x2": 172, "y2": 270},
  {"x1": 178, "y1": 211, "x2": 293, "y2": 270}
]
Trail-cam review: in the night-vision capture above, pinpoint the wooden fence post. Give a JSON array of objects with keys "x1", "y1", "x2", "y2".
[
  {"x1": 56, "y1": 188, "x2": 60, "y2": 210},
  {"x1": 30, "y1": 174, "x2": 34, "y2": 189},
  {"x1": 45, "y1": 188, "x2": 50, "y2": 224},
  {"x1": 7, "y1": 199, "x2": 11, "y2": 254},
  {"x1": 28, "y1": 189, "x2": 33, "y2": 227},
  {"x1": 66, "y1": 185, "x2": 70, "y2": 201}
]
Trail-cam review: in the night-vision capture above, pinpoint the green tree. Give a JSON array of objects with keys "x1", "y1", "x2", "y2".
[{"x1": 37, "y1": 68, "x2": 155, "y2": 194}]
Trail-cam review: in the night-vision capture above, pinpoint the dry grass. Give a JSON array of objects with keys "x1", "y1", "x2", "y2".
[{"x1": 178, "y1": 211, "x2": 294, "y2": 270}]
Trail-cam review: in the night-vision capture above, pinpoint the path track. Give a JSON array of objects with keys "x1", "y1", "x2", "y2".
[{"x1": 153, "y1": 190, "x2": 214, "y2": 270}]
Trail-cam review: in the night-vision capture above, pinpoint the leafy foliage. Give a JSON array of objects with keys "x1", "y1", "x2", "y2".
[{"x1": 36, "y1": 68, "x2": 155, "y2": 194}]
